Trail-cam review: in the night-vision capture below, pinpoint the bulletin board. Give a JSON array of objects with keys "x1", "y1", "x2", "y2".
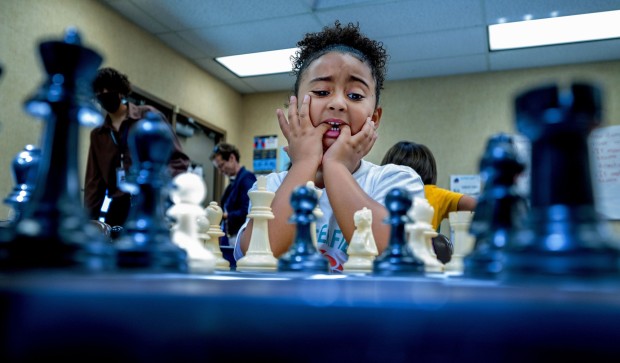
[
  {"x1": 590, "y1": 125, "x2": 620, "y2": 220},
  {"x1": 253, "y1": 135, "x2": 278, "y2": 174}
]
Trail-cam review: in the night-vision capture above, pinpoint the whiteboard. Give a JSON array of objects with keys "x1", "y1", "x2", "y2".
[{"x1": 590, "y1": 125, "x2": 620, "y2": 220}]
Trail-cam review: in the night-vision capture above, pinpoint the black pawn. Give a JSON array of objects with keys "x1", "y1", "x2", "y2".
[
  {"x1": 4, "y1": 145, "x2": 41, "y2": 224},
  {"x1": 502, "y1": 83, "x2": 620, "y2": 279},
  {"x1": 463, "y1": 133, "x2": 528, "y2": 278},
  {"x1": 114, "y1": 112, "x2": 188, "y2": 272},
  {"x1": 1, "y1": 28, "x2": 114, "y2": 271},
  {"x1": 278, "y1": 184, "x2": 329, "y2": 273},
  {"x1": 373, "y1": 187, "x2": 424, "y2": 276}
]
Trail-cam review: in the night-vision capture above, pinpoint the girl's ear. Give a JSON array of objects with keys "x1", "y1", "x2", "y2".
[{"x1": 371, "y1": 106, "x2": 383, "y2": 129}]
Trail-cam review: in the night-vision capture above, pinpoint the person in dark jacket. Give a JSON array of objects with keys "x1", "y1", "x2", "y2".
[
  {"x1": 210, "y1": 143, "x2": 256, "y2": 246},
  {"x1": 85, "y1": 67, "x2": 190, "y2": 227}
]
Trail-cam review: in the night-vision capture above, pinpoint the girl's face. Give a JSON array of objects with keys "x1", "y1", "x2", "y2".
[{"x1": 297, "y1": 52, "x2": 382, "y2": 151}]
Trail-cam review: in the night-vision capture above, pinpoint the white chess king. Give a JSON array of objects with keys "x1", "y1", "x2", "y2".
[{"x1": 236, "y1": 175, "x2": 278, "y2": 271}]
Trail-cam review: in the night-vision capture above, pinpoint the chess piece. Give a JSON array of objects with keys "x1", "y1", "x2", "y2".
[
  {"x1": 431, "y1": 234, "x2": 453, "y2": 264},
  {"x1": 306, "y1": 181, "x2": 323, "y2": 249},
  {"x1": 342, "y1": 207, "x2": 378, "y2": 274},
  {"x1": 114, "y1": 112, "x2": 187, "y2": 272},
  {"x1": 1, "y1": 28, "x2": 114, "y2": 271},
  {"x1": 463, "y1": 133, "x2": 527, "y2": 278},
  {"x1": 201, "y1": 201, "x2": 230, "y2": 270},
  {"x1": 167, "y1": 172, "x2": 216, "y2": 274},
  {"x1": 445, "y1": 211, "x2": 475, "y2": 274},
  {"x1": 4, "y1": 145, "x2": 41, "y2": 223},
  {"x1": 406, "y1": 197, "x2": 442, "y2": 273},
  {"x1": 373, "y1": 188, "x2": 425, "y2": 276},
  {"x1": 278, "y1": 184, "x2": 330, "y2": 273},
  {"x1": 502, "y1": 82, "x2": 620, "y2": 279},
  {"x1": 237, "y1": 176, "x2": 278, "y2": 272}
]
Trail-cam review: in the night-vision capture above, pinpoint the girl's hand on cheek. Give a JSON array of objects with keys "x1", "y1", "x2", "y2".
[
  {"x1": 324, "y1": 118, "x2": 377, "y2": 173},
  {"x1": 276, "y1": 95, "x2": 329, "y2": 167}
]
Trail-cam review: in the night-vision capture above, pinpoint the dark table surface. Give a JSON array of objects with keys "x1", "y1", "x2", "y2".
[{"x1": 2, "y1": 270, "x2": 620, "y2": 362}]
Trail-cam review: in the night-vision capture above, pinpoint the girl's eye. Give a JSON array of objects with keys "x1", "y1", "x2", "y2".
[
  {"x1": 311, "y1": 90, "x2": 329, "y2": 97},
  {"x1": 348, "y1": 93, "x2": 364, "y2": 101}
]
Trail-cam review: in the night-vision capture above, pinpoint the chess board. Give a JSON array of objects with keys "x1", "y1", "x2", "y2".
[{"x1": 2, "y1": 271, "x2": 620, "y2": 362}]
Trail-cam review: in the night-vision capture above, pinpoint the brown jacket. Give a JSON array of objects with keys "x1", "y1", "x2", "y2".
[{"x1": 84, "y1": 103, "x2": 190, "y2": 219}]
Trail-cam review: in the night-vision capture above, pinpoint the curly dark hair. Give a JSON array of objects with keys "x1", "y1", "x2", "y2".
[
  {"x1": 292, "y1": 21, "x2": 388, "y2": 106},
  {"x1": 92, "y1": 67, "x2": 132, "y2": 96}
]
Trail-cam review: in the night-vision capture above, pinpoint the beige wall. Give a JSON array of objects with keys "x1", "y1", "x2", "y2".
[{"x1": 0, "y1": 0, "x2": 242, "y2": 218}]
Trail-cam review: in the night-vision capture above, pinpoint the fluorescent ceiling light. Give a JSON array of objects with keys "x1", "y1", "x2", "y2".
[
  {"x1": 489, "y1": 10, "x2": 620, "y2": 51},
  {"x1": 216, "y1": 47, "x2": 298, "y2": 77}
]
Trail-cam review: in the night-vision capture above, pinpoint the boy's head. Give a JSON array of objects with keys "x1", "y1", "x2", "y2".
[
  {"x1": 93, "y1": 67, "x2": 131, "y2": 114},
  {"x1": 93, "y1": 67, "x2": 131, "y2": 96},
  {"x1": 381, "y1": 141, "x2": 437, "y2": 185},
  {"x1": 292, "y1": 21, "x2": 388, "y2": 108}
]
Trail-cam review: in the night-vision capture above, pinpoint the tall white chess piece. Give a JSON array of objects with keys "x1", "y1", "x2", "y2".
[
  {"x1": 406, "y1": 197, "x2": 442, "y2": 273},
  {"x1": 445, "y1": 211, "x2": 475, "y2": 274},
  {"x1": 236, "y1": 175, "x2": 278, "y2": 272},
  {"x1": 197, "y1": 203, "x2": 230, "y2": 270},
  {"x1": 343, "y1": 207, "x2": 378, "y2": 273},
  {"x1": 167, "y1": 172, "x2": 216, "y2": 273}
]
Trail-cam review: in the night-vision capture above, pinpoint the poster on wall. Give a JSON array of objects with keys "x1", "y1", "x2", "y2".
[
  {"x1": 590, "y1": 125, "x2": 620, "y2": 220},
  {"x1": 253, "y1": 135, "x2": 278, "y2": 174},
  {"x1": 450, "y1": 174, "x2": 481, "y2": 199}
]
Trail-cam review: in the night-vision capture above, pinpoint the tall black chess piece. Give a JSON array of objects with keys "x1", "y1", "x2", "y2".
[
  {"x1": 502, "y1": 83, "x2": 620, "y2": 279},
  {"x1": 373, "y1": 188, "x2": 425, "y2": 276},
  {"x1": 278, "y1": 184, "x2": 330, "y2": 273},
  {"x1": 4, "y1": 145, "x2": 42, "y2": 224},
  {"x1": 114, "y1": 112, "x2": 188, "y2": 272},
  {"x1": 463, "y1": 133, "x2": 528, "y2": 278},
  {"x1": 1, "y1": 28, "x2": 114, "y2": 271}
]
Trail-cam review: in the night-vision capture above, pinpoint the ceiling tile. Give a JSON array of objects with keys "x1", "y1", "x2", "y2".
[
  {"x1": 390, "y1": 54, "x2": 489, "y2": 79},
  {"x1": 385, "y1": 27, "x2": 488, "y2": 62},
  {"x1": 489, "y1": 39, "x2": 620, "y2": 71}
]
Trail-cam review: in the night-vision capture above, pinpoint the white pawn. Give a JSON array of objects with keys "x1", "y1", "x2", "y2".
[
  {"x1": 406, "y1": 197, "x2": 442, "y2": 273},
  {"x1": 306, "y1": 181, "x2": 323, "y2": 249},
  {"x1": 236, "y1": 175, "x2": 278, "y2": 272},
  {"x1": 167, "y1": 172, "x2": 216, "y2": 274},
  {"x1": 343, "y1": 207, "x2": 378, "y2": 274},
  {"x1": 197, "y1": 206, "x2": 230, "y2": 270}
]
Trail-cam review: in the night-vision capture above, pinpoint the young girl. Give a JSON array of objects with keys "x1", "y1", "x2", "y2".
[{"x1": 235, "y1": 21, "x2": 424, "y2": 272}]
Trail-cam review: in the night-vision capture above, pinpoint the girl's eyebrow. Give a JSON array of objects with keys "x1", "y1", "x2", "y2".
[{"x1": 310, "y1": 75, "x2": 370, "y2": 89}]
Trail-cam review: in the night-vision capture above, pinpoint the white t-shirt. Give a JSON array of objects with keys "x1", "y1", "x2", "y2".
[{"x1": 234, "y1": 160, "x2": 424, "y2": 272}]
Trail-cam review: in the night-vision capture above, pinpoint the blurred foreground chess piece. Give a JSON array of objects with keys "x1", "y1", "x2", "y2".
[
  {"x1": 278, "y1": 184, "x2": 329, "y2": 273},
  {"x1": 237, "y1": 176, "x2": 277, "y2": 272},
  {"x1": 374, "y1": 188, "x2": 424, "y2": 276},
  {"x1": 406, "y1": 197, "x2": 442, "y2": 273},
  {"x1": 4, "y1": 145, "x2": 41, "y2": 224},
  {"x1": 202, "y1": 201, "x2": 230, "y2": 270},
  {"x1": 343, "y1": 207, "x2": 378, "y2": 274},
  {"x1": 503, "y1": 82, "x2": 620, "y2": 280},
  {"x1": 115, "y1": 112, "x2": 187, "y2": 272},
  {"x1": 0, "y1": 28, "x2": 114, "y2": 271},
  {"x1": 167, "y1": 173, "x2": 215, "y2": 274},
  {"x1": 463, "y1": 133, "x2": 527, "y2": 278}
]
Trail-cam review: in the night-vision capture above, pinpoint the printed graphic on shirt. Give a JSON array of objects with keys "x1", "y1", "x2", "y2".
[{"x1": 317, "y1": 223, "x2": 349, "y2": 272}]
